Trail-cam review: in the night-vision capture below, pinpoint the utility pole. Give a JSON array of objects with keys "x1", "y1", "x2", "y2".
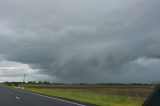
[{"x1": 23, "y1": 74, "x2": 26, "y2": 83}]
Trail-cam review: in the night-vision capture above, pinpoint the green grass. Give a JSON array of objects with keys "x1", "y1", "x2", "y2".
[{"x1": 24, "y1": 85, "x2": 153, "y2": 106}]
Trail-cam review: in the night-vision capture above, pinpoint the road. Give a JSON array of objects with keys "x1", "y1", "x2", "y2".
[
  {"x1": 0, "y1": 86, "x2": 95, "y2": 106},
  {"x1": 143, "y1": 85, "x2": 160, "y2": 106}
]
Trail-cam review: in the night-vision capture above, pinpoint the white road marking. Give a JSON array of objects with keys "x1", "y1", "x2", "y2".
[
  {"x1": 16, "y1": 97, "x2": 20, "y2": 100},
  {"x1": 18, "y1": 90, "x2": 86, "y2": 106}
]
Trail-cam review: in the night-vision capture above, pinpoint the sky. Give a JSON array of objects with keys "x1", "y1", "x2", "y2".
[{"x1": 0, "y1": 0, "x2": 160, "y2": 83}]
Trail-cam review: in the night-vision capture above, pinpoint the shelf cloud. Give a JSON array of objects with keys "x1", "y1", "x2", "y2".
[{"x1": 0, "y1": 0, "x2": 160, "y2": 83}]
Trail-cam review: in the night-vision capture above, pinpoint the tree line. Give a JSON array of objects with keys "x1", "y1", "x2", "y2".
[{"x1": 2, "y1": 81, "x2": 153, "y2": 86}]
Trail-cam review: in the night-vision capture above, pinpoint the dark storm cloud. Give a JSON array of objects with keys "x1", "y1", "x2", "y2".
[{"x1": 0, "y1": 0, "x2": 160, "y2": 83}]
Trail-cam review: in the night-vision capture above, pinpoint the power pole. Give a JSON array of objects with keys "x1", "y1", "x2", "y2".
[{"x1": 23, "y1": 74, "x2": 26, "y2": 83}]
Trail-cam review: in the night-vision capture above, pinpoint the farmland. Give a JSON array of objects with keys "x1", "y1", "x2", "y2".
[{"x1": 22, "y1": 85, "x2": 154, "y2": 106}]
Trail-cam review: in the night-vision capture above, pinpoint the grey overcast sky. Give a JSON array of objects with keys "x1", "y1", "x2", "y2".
[{"x1": 0, "y1": 0, "x2": 160, "y2": 83}]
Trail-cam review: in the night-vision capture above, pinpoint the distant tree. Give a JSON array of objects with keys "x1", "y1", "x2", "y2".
[
  {"x1": 13, "y1": 82, "x2": 19, "y2": 86},
  {"x1": 38, "y1": 81, "x2": 42, "y2": 84},
  {"x1": 43, "y1": 81, "x2": 51, "y2": 85},
  {"x1": 28, "y1": 81, "x2": 37, "y2": 84},
  {"x1": 79, "y1": 83, "x2": 88, "y2": 85},
  {"x1": 4, "y1": 82, "x2": 12, "y2": 86}
]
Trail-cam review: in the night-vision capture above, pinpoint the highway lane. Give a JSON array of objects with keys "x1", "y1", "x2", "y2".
[
  {"x1": 143, "y1": 85, "x2": 160, "y2": 106},
  {"x1": 0, "y1": 86, "x2": 95, "y2": 106}
]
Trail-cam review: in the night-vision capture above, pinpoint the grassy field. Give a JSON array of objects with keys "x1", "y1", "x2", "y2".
[{"x1": 22, "y1": 85, "x2": 154, "y2": 106}]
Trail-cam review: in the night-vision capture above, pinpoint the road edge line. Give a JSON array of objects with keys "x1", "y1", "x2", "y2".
[{"x1": 18, "y1": 89, "x2": 86, "y2": 106}]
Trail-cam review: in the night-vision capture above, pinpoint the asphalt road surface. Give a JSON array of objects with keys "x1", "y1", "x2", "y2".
[
  {"x1": 0, "y1": 86, "x2": 95, "y2": 106},
  {"x1": 143, "y1": 85, "x2": 160, "y2": 106}
]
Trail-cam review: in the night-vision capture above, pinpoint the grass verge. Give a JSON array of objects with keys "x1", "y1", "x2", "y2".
[{"x1": 23, "y1": 85, "x2": 153, "y2": 106}]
